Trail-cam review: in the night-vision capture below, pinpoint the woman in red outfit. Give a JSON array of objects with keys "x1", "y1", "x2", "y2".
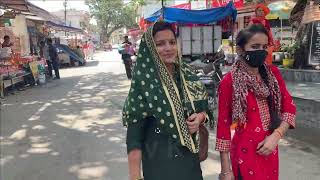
[{"x1": 216, "y1": 24, "x2": 296, "y2": 180}]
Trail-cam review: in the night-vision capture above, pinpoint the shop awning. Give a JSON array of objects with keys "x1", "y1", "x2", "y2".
[
  {"x1": 26, "y1": 2, "x2": 64, "y2": 25},
  {"x1": 23, "y1": 2, "x2": 82, "y2": 33},
  {"x1": 0, "y1": 0, "x2": 29, "y2": 12},
  {"x1": 236, "y1": 4, "x2": 255, "y2": 17},
  {"x1": 145, "y1": 1, "x2": 237, "y2": 24},
  {"x1": 46, "y1": 21, "x2": 83, "y2": 33}
]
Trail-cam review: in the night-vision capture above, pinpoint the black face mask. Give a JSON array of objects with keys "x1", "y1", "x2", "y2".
[{"x1": 244, "y1": 50, "x2": 268, "y2": 68}]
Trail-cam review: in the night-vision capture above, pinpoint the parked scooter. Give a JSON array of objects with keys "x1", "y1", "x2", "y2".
[{"x1": 189, "y1": 50, "x2": 225, "y2": 129}]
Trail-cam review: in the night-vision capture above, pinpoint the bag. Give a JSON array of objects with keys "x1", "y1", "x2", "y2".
[
  {"x1": 181, "y1": 81, "x2": 209, "y2": 162},
  {"x1": 198, "y1": 124, "x2": 209, "y2": 162},
  {"x1": 118, "y1": 47, "x2": 125, "y2": 54}
]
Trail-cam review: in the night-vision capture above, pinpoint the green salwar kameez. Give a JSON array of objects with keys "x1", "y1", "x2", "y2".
[{"x1": 123, "y1": 23, "x2": 208, "y2": 180}]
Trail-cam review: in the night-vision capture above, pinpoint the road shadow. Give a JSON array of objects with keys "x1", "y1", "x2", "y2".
[{"x1": 0, "y1": 71, "x2": 131, "y2": 180}]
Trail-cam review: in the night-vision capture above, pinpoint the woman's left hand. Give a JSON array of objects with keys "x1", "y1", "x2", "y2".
[
  {"x1": 186, "y1": 113, "x2": 204, "y2": 134},
  {"x1": 256, "y1": 133, "x2": 281, "y2": 156}
]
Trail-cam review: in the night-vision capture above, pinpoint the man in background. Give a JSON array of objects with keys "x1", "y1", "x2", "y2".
[
  {"x1": 1, "y1": 35, "x2": 13, "y2": 48},
  {"x1": 47, "y1": 38, "x2": 60, "y2": 80},
  {"x1": 121, "y1": 36, "x2": 133, "y2": 79}
]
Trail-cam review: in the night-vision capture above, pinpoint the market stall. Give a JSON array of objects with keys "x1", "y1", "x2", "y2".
[
  {"x1": 0, "y1": 7, "x2": 47, "y2": 96},
  {"x1": 144, "y1": 2, "x2": 237, "y2": 58}
]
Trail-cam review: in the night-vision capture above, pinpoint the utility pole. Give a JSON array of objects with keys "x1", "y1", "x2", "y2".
[
  {"x1": 63, "y1": 0, "x2": 67, "y2": 35},
  {"x1": 161, "y1": 0, "x2": 164, "y2": 19},
  {"x1": 63, "y1": 0, "x2": 67, "y2": 25}
]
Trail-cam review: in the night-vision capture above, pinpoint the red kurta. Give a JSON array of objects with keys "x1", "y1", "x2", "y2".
[{"x1": 215, "y1": 65, "x2": 296, "y2": 180}]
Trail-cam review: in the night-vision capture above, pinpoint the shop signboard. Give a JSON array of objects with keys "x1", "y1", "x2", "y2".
[
  {"x1": 179, "y1": 25, "x2": 222, "y2": 55},
  {"x1": 211, "y1": 0, "x2": 244, "y2": 9},
  {"x1": 308, "y1": 21, "x2": 320, "y2": 65},
  {"x1": 29, "y1": 61, "x2": 39, "y2": 81},
  {"x1": 191, "y1": 1, "x2": 207, "y2": 10}
]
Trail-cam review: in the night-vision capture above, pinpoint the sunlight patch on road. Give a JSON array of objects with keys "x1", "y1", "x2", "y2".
[
  {"x1": 81, "y1": 108, "x2": 106, "y2": 117},
  {"x1": 54, "y1": 110, "x2": 119, "y2": 133},
  {"x1": 0, "y1": 155, "x2": 14, "y2": 166},
  {"x1": 28, "y1": 102, "x2": 52, "y2": 121},
  {"x1": 0, "y1": 138, "x2": 14, "y2": 146},
  {"x1": 19, "y1": 154, "x2": 30, "y2": 158},
  {"x1": 31, "y1": 142, "x2": 51, "y2": 148},
  {"x1": 9, "y1": 129, "x2": 27, "y2": 140},
  {"x1": 22, "y1": 101, "x2": 41, "y2": 105},
  {"x1": 74, "y1": 96, "x2": 105, "y2": 104},
  {"x1": 106, "y1": 157, "x2": 127, "y2": 163},
  {"x1": 50, "y1": 152, "x2": 60, "y2": 156},
  {"x1": 63, "y1": 101, "x2": 72, "y2": 106},
  {"x1": 69, "y1": 162, "x2": 108, "y2": 180},
  {"x1": 27, "y1": 136, "x2": 54, "y2": 154},
  {"x1": 108, "y1": 136, "x2": 122, "y2": 142},
  {"x1": 53, "y1": 114, "x2": 78, "y2": 127},
  {"x1": 32, "y1": 125, "x2": 47, "y2": 130},
  {"x1": 201, "y1": 157, "x2": 221, "y2": 177},
  {"x1": 80, "y1": 83, "x2": 101, "y2": 90},
  {"x1": 28, "y1": 115, "x2": 41, "y2": 121},
  {"x1": 27, "y1": 147, "x2": 52, "y2": 154}
]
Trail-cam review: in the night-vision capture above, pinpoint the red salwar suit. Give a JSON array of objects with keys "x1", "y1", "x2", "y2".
[{"x1": 215, "y1": 65, "x2": 296, "y2": 180}]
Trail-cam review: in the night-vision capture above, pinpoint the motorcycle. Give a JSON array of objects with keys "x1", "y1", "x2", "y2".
[{"x1": 189, "y1": 50, "x2": 225, "y2": 129}]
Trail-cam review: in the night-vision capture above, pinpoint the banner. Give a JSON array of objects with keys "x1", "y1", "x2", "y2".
[
  {"x1": 172, "y1": 3, "x2": 191, "y2": 9},
  {"x1": 211, "y1": 0, "x2": 244, "y2": 9}
]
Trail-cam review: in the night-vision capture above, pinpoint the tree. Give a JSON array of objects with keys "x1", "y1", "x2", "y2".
[
  {"x1": 289, "y1": 0, "x2": 320, "y2": 68},
  {"x1": 85, "y1": 0, "x2": 140, "y2": 42},
  {"x1": 131, "y1": 0, "x2": 146, "y2": 10}
]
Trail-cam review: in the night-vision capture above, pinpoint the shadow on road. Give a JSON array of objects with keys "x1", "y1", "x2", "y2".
[{"x1": 1, "y1": 72, "x2": 131, "y2": 180}]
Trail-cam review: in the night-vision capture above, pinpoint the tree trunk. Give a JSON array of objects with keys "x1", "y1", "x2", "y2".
[
  {"x1": 289, "y1": 0, "x2": 309, "y2": 68},
  {"x1": 289, "y1": 0, "x2": 308, "y2": 28},
  {"x1": 105, "y1": 25, "x2": 123, "y2": 42}
]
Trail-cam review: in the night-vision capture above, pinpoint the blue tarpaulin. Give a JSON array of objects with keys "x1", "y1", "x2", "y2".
[{"x1": 145, "y1": 2, "x2": 237, "y2": 24}]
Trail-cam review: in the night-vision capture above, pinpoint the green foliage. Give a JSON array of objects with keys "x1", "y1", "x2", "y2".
[
  {"x1": 281, "y1": 41, "x2": 300, "y2": 58},
  {"x1": 85, "y1": 0, "x2": 140, "y2": 41}
]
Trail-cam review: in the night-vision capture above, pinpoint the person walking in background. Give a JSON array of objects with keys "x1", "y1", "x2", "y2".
[
  {"x1": 47, "y1": 38, "x2": 60, "y2": 80},
  {"x1": 1, "y1": 35, "x2": 13, "y2": 48},
  {"x1": 121, "y1": 35, "x2": 133, "y2": 79},
  {"x1": 0, "y1": 74, "x2": 4, "y2": 100},
  {"x1": 88, "y1": 39, "x2": 95, "y2": 60},
  {"x1": 216, "y1": 24, "x2": 296, "y2": 180},
  {"x1": 83, "y1": 41, "x2": 89, "y2": 60},
  {"x1": 74, "y1": 45, "x2": 85, "y2": 60},
  {"x1": 123, "y1": 21, "x2": 209, "y2": 180},
  {"x1": 39, "y1": 41, "x2": 50, "y2": 61}
]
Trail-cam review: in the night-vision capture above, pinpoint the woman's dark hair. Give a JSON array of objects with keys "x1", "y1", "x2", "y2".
[
  {"x1": 236, "y1": 24, "x2": 269, "y2": 48},
  {"x1": 237, "y1": 24, "x2": 281, "y2": 132},
  {"x1": 152, "y1": 21, "x2": 176, "y2": 38},
  {"x1": 47, "y1": 38, "x2": 53, "y2": 44}
]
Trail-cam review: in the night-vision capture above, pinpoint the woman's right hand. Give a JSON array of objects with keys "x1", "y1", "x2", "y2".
[{"x1": 219, "y1": 173, "x2": 235, "y2": 180}]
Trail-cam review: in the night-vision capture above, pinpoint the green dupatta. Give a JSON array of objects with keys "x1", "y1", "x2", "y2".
[{"x1": 122, "y1": 25, "x2": 208, "y2": 153}]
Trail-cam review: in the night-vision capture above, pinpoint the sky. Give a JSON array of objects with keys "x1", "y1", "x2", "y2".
[{"x1": 29, "y1": 0, "x2": 89, "y2": 12}]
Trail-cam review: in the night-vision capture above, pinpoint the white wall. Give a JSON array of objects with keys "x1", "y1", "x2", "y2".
[{"x1": 12, "y1": 15, "x2": 30, "y2": 56}]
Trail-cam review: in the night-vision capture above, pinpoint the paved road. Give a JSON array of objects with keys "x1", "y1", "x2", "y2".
[{"x1": 1, "y1": 51, "x2": 320, "y2": 180}]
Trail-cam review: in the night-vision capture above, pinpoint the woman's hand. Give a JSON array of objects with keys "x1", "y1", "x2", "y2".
[
  {"x1": 128, "y1": 149, "x2": 142, "y2": 180},
  {"x1": 256, "y1": 133, "x2": 281, "y2": 156},
  {"x1": 219, "y1": 173, "x2": 235, "y2": 180},
  {"x1": 186, "y1": 113, "x2": 204, "y2": 134}
]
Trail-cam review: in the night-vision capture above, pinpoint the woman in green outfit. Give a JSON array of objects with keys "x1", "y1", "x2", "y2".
[{"x1": 122, "y1": 22, "x2": 209, "y2": 180}]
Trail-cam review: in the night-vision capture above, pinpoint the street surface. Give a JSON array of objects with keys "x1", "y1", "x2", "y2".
[{"x1": 1, "y1": 50, "x2": 320, "y2": 180}]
